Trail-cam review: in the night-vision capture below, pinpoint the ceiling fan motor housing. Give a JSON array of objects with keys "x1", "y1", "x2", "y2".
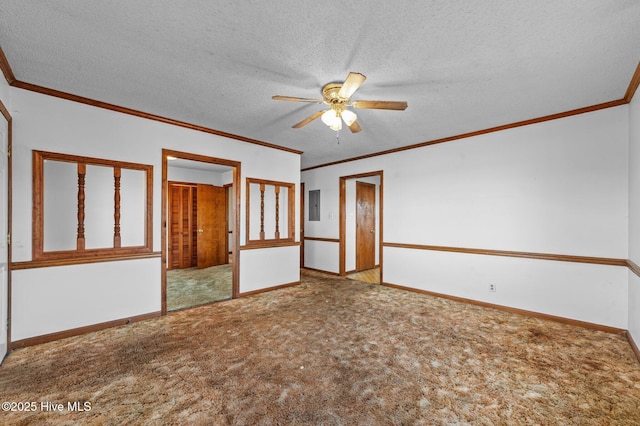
[{"x1": 322, "y1": 82, "x2": 347, "y2": 105}]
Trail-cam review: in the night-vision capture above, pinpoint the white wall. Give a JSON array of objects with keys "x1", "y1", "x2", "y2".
[
  {"x1": 240, "y1": 245, "x2": 299, "y2": 294},
  {"x1": 167, "y1": 165, "x2": 225, "y2": 186},
  {"x1": 303, "y1": 106, "x2": 629, "y2": 327},
  {"x1": 10, "y1": 87, "x2": 300, "y2": 341},
  {"x1": 11, "y1": 258, "x2": 161, "y2": 341},
  {"x1": 628, "y1": 88, "x2": 640, "y2": 343}
]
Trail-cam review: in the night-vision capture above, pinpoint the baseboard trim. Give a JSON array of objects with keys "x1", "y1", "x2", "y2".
[
  {"x1": 627, "y1": 332, "x2": 640, "y2": 364},
  {"x1": 382, "y1": 282, "x2": 625, "y2": 335},
  {"x1": 10, "y1": 311, "x2": 161, "y2": 350},
  {"x1": 301, "y1": 267, "x2": 341, "y2": 276},
  {"x1": 237, "y1": 281, "x2": 300, "y2": 298}
]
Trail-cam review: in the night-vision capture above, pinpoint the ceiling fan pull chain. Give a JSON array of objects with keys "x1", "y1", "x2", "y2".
[{"x1": 336, "y1": 130, "x2": 340, "y2": 144}]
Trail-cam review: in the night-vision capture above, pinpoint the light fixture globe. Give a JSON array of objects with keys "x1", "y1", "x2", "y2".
[
  {"x1": 341, "y1": 109, "x2": 357, "y2": 126},
  {"x1": 321, "y1": 109, "x2": 337, "y2": 126}
]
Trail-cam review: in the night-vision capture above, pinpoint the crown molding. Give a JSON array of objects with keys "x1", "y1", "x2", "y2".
[
  {"x1": 0, "y1": 45, "x2": 16, "y2": 85},
  {"x1": 624, "y1": 61, "x2": 640, "y2": 104},
  {"x1": 0, "y1": 46, "x2": 302, "y2": 155},
  {"x1": 302, "y1": 99, "x2": 626, "y2": 171},
  {"x1": 10, "y1": 81, "x2": 302, "y2": 155}
]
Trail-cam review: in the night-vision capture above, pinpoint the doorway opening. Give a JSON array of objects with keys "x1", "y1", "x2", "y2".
[
  {"x1": 162, "y1": 150, "x2": 240, "y2": 314},
  {"x1": 339, "y1": 171, "x2": 383, "y2": 283}
]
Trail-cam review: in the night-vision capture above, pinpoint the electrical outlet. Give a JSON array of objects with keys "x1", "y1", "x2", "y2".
[{"x1": 489, "y1": 283, "x2": 496, "y2": 292}]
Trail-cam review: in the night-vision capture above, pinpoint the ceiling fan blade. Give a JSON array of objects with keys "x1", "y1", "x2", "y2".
[
  {"x1": 273, "y1": 95, "x2": 323, "y2": 103},
  {"x1": 292, "y1": 110, "x2": 325, "y2": 128},
  {"x1": 348, "y1": 120, "x2": 362, "y2": 133},
  {"x1": 338, "y1": 72, "x2": 366, "y2": 99},
  {"x1": 351, "y1": 100, "x2": 408, "y2": 110}
]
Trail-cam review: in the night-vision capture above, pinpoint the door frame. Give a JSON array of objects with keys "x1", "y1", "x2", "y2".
[
  {"x1": 300, "y1": 182, "x2": 305, "y2": 268},
  {"x1": 0, "y1": 99, "x2": 11, "y2": 360},
  {"x1": 161, "y1": 149, "x2": 241, "y2": 315},
  {"x1": 339, "y1": 170, "x2": 383, "y2": 281}
]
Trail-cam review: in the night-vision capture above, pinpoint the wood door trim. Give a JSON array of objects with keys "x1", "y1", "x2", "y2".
[
  {"x1": 339, "y1": 171, "x2": 383, "y2": 279},
  {"x1": 383, "y1": 242, "x2": 628, "y2": 267},
  {"x1": 162, "y1": 149, "x2": 241, "y2": 315},
  {"x1": 0, "y1": 98, "x2": 11, "y2": 356},
  {"x1": 300, "y1": 182, "x2": 305, "y2": 268}
]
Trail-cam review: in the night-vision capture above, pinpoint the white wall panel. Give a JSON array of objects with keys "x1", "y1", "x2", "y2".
[
  {"x1": 384, "y1": 246, "x2": 628, "y2": 328},
  {"x1": 304, "y1": 240, "x2": 339, "y2": 274},
  {"x1": 167, "y1": 166, "x2": 224, "y2": 186},
  {"x1": 239, "y1": 245, "x2": 299, "y2": 293},
  {"x1": 12, "y1": 258, "x2": 161, "y2": 341}
]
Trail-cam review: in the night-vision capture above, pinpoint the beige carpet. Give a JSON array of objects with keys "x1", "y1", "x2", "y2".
[
  {"x1": 1, "y1": 269, "x2": 639, "y2": 425},
  {"x1": 166, "y1": 264, "x2": 232, "y2": 311}
]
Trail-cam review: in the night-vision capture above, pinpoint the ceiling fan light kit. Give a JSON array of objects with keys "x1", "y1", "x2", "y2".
[{"x1": 273, "y1": 72, "x2": 408, "y2": 135}]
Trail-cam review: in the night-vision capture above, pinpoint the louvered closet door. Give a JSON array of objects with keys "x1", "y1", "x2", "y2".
[{"x1": 169, "y1": 184, "x2": 196, "y2": 269}]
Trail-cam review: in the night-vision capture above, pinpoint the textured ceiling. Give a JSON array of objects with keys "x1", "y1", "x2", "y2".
[{"x1": 1, "y1": 1, "x2": 639, "y2": 169}]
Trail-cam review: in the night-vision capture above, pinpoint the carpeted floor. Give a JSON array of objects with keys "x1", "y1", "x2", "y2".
[
  {"x1": 166, "y1": 264, "x2": 232, "y2": 311},
  {"x1": 1, "y1": 269, "x2": 640, "y2": 424}
]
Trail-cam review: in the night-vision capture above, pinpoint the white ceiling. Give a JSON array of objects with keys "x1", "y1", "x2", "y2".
[{"x1": 1, "y1": 1, "x2": 639, "y2": 169}]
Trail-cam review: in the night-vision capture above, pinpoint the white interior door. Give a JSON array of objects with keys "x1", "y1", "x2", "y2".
[{"x1": 0, "y1": 116, "x2": 8, "y2": 362}]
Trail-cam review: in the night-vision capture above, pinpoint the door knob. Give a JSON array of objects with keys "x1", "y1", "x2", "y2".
[
  {"x1": 370, "y1": 229, "x2": 375, "y2": 233},
  {"x1": 198, "y1": 229, "x2": 204, "y2": 233}
]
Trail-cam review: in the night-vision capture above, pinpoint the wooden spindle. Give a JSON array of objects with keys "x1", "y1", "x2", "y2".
[
  {"x1": 114, "y1": 167, "x2": 121, "y2": 248},
  {"x1": 260, "y1": 183, "x2": 265, "y2": 240},
  {"x1": 77, "y1": 163, "x2": 86, "y2": 250},
  {"x1": 274, "y1": 185, "x2": 280, "y2": 239}
]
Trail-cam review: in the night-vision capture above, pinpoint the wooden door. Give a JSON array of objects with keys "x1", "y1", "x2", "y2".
[
  {"x1": 197, "y1": 184, "x2": 227, "y2": 268},
  {"x1": 168, "y1": 183, "x2": 196, "y2": 269},
  {"x1": 356, "y1": 181, "x2": 376, "y2": 271}
]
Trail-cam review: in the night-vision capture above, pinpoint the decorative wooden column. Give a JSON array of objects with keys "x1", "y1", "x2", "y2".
[
  {"x1": 114, "y1": 167, "x2": 121, "y2": 248},
  {"x1": 77, "y1": 163, "x2": 86, "y2": 251},
  {"x1": 259, "y1": 183, "x2": 265, "y2": 240},
  {"x1": 274, "y1": 185, "x2": 280, "y2": 239}
]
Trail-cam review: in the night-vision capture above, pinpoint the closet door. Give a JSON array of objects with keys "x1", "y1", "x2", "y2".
[
  {"x1": 169, "y1": 183, "x2": 195, "y2": 269},
  {"x1": 196, "y1": 184, "x2": 227, "y2": 268}
]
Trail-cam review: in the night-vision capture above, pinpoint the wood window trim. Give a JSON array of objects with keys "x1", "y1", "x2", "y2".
[
  {"x1": 245, "y1": 177, "x2": 295, "y2": 247},
  {"x1": 32, "y1": 150, "x2": 153, "y2": 263}
]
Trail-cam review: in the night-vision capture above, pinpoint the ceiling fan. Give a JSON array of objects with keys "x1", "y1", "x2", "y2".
[{"x1": 272, "y1": 72, "x2": 408, "y2": 133}]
